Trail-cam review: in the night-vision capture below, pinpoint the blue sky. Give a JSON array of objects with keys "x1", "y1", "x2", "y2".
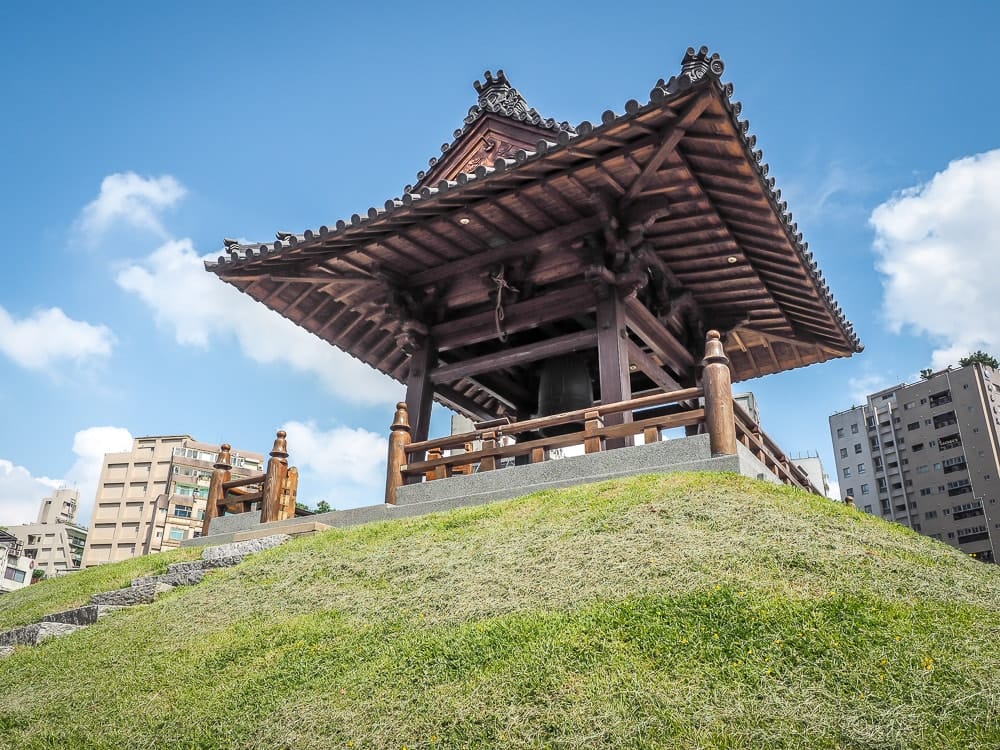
[{"x1": 1, "y1": 1, "x2": 998, "y2": 522}]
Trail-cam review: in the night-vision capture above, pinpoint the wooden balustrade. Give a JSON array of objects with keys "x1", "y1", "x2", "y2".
[
  {"x1": 732, "y1": 403, "x2": 819, "y2": 494},
  {"x1": 383, "y1": 328, "x2": 822, "y2": 502},
  {"x1": 200, "y1": 430, "x2": 300, "y2": 536}
]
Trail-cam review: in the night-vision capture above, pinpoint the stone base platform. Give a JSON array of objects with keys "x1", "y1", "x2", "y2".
[{"x1": 185, "y1": 434, "x2": 777, "y2": 548}]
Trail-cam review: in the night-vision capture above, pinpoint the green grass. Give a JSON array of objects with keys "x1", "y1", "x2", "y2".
[
  {"x1": 0, "y1": 545, "x2": 200, "y2": 631},
  {"x1": 1, "y1": 473, "x2": 998, "y2": 749}
]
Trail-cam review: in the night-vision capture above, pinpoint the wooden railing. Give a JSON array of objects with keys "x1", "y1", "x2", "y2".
[
  {"x1": 732, "y1": 404, "x2": 819, "y2": 494},
  {"x1": 384, "y1": 329, "x2": 821, "y2": 502},
  {"x1": 200, "y1": 430, "x2": 300, "y2": 536}
]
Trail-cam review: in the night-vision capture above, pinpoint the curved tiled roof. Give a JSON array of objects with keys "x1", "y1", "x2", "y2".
[{"x1": 209, "y1": 46, "x2": 862, "y2": 415}]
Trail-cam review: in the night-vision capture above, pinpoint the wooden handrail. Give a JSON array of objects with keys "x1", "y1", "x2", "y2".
[
  {"x1": 732, "y1": 402, "x2": 819, "y2": 494},
  {"x1": 222, "y1": 474, "x2": 265, "y2": 490},
  {"x1": 403, "y1": 409, "x2": 705, "y2": 475},
  {"x1": 406, "y1": 386, "x2": 704, "y2": 455}
]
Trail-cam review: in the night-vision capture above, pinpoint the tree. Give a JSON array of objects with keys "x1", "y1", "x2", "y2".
[
  {"x1": 315, "y1": 500, "x2": 332, "y2": 513},
  {"x1": 920, "y1": 368, "x2": 934, "y2": 380},
  {"x1": 31, "y1": 569, "x2": 46, "y2": 584},
  {"x1": 959, "y1": 350, "x2": 999, "y2": 369}
]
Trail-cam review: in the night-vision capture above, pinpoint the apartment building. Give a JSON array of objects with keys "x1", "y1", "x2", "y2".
[
  {"x1": 81, "y1": 436, "x2": 263, "y2": 567},
  {"x1": 7, "y1": 488, "x2": 87, "y2": 577},
  {"x1": 829, "y1": 364, "x2": 1000, "y2": 562},
  {"x1": 0, "y1": 530, "x2": 34, "y2": 593}
]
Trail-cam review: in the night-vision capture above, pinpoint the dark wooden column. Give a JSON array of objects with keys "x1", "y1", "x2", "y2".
[
  {"x1": 596, "y1": 291, "x2": 632, "y2": 447},
  {"x1": 404, "y1": 340, "x2": 436, "y2": 444}
]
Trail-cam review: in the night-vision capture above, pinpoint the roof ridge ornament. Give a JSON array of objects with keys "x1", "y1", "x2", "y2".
[
  {"x1": 467, "y1": 69, "x2": 540, "y2": 126},
  {"x1": 650, "y1": 46, "x2": 726, "y2": 100},
  {"x1": 680, "y1": 46, "x2": 724, "y2": 83}
]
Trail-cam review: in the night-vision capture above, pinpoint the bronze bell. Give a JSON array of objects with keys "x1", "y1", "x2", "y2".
[{"x1": 537, "y1": 355, "x2": 595, "y2": 436}]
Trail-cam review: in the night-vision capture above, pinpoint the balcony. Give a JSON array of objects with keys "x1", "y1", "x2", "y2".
[
  {"x1": 938, "y1": 434, "x2": 962, "y2": 451},
  {"x1": 929, "y1": 391, "x2": 953, "y2": 408},
  {"x1": 933, "y1": 411, "x2": 958, "y2": 429}
]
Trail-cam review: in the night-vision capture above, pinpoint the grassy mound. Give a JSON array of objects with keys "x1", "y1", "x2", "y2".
[{"x1": 0, "y1": 473, "x2": 998, "y2": 749}]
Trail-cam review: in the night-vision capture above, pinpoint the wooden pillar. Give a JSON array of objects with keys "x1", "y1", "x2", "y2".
[
  {"x1": 479, "y1": 431, "x2": 497, "y2": 472},
  {"x1": 584, "y1": 410, "x2": 604, "y2": 454},
  {"x1": 281, "y1": 467, "x2": 299, "y2": 520},
  {"x1": 702, "y1": 330, "x2": 737, "y2": 457},
  {"x1": 405, "y1": 341, "x2": 436, "y2": 444},
  {"x1": 201, "y1": 444, "x2": 232, "y2": 536},
  {"x1": 385, "y1": 402, "x2": 411, "y2": 505},
  {"x1": 596, "y1": 291, "x2": 632, "y2": 448},
  {"x1": 261, "y1": 430, "x2": 289, "y2": 524}
]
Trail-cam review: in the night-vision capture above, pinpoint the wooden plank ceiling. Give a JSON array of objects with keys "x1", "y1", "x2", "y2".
[{"x1": 209, "y1": 47, "x2": 861, "y2": 419}]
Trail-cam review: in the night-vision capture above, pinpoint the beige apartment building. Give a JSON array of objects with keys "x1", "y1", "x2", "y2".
[
  {"x1": 82, "y1": 436, "x2": 262, "y2": 566},
  {"x1": 8, "y1": 488, "x2": 87, "y2": 577},
  {"x1": 829, "y1": 363, "x2": 1000, "y2": 563}
]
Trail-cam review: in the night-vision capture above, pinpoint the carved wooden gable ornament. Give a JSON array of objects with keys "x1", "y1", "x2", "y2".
[{"x1": 414, "y1": 70, "x2": 575, "y2": 189}]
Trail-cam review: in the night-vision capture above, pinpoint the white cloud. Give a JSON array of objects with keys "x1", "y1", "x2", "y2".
[
  {"x1": 280, "y1": 420, "x2": 388, "y2": 508},
  {"x1": 846, "y1": 373, "x2": 893, "y2": 406},
  {"x1": 0, "y1": 426, "x2": 132, "y2": 526},
  {"x1": 0, "y1": 460, "x2": 62, "y2": 525},
  {"x1": 871, "y1": 149, "x2": 1000, "y2": 370},
  {"x1": 115, "y1": 239, "x2": 402, "y2": 404},
  {"x1": 76, "y1": 172, "x2": 186, "y2": 240},
  {"x1": 0, "y1": 304, "x2": 114, "y2": 370},
  {"x1": 827, "y1": 479, "x2": 841, "y2": 501},
  {"x1": 63, "y1": 426, "x2": 134, "y2": 523}
]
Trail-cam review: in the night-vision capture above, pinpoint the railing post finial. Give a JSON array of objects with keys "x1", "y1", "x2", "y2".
[
  {"x1": 270, "y1": 430, "x2": 288, "y2": 459},
  {"x1": 385, "y1": 402, "x2": 412, "y2": 505},
  {"x1": 202, "y1": 442, "x2": 233, "y2": 536},
  {"x1": 702, "y1": 329, "x2": 737, "y2": 457}
]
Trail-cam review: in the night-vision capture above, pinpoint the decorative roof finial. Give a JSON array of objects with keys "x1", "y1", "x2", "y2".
[
  {"x1": 650, "y1": 46, "x2": 727, "y2": 100},
  {"x1": 680, "y1": 46, "x2": 724, "y2": 83},
  {"x1": 469, "y1": 69, "x2": 536, "y2": 124}
]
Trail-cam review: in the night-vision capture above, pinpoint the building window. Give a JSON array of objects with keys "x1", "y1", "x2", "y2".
[
  {"x1": 864, "y1": 505, "x2": 873, "y2": 513},
  {"x1": 837, "y1": 428, "x2": 845, "y2": 439},
  {"x1": 854, "y1": 443, "x2": 862, "y2": 454},
  {"x1": 172, "y1": 505, "x2": 193, "y2": 518},
  {"x1": 840, "y1": 448, "x2": 848, "y2": 459},
  {"x1": 858, "y1": 464, "x2": 867, "y2": 474},
  {"x1": 851, "y1": 424, "x2": 859, "y2": 434},
  {"x1": 861, "y1": 484, "x2": 870, "y2": 495},
  {"x1": 3, "y1": 568, "x2": 26, "y2": 583},
  {"x1": 925, "y1": 510, "x2": 938, "y2": 519},
  {"x1": 843, "y1": 467, "x2": 852, "y2": 478},
  {"x1": 907, "y1": 421, "x2": 920, "y2": 431},
  {"x1": 168, "y1": 529, "x2": 185, "y2": 541}
]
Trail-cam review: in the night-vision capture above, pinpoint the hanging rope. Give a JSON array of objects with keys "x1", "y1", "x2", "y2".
[{"x1": 490, "y1": 267, "x2": 519, "y2": 343}]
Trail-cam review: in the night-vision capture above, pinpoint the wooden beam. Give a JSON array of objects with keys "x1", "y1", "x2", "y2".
[
  {"x1": 622, "y1": 91, "x2": 713, "y2": 203},
  {"x1": 626, "y1": 339, "x2": 683, "y2": 392},
  {"x1": 407, "y1": 216, "x2": 603, "y2": 288},
  {"x1": 432, "y1": 283, "x2": 597, "y2": 351},
  {"x1": 624, "y1": 298, "x2": 696, "y2": 374},
  {"x1": 434, "y1": 385, "x2": 496, "y2": 422},
  {"x1": 431, "y1": 330, "x2": 597, "y2": 384},
  {"x1": 404, "y1": 343, "x2": 436, "y2": 444},
  {"x1": 596, "y1": 292, "x2": 632, "y2": 446},
  {"x1": 461, "y1": 373, "x2": 531, "y2": 414}
]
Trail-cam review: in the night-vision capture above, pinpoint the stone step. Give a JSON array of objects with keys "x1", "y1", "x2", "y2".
[
  {"x1": 131, "y1": 570, "x2": 205, "y2": 588},
  {"x1": 41, "y1": 605, "x2": 100, "y2": 627},
  {"x1": 90, "y1": 582, "x2": 173, "y2": 607},
  {"x1": 166, "y1": 560, "x2": 205, "y2": 574},
  {"x1": 201, "y1": 534, "x2": 290, "y2": 562},
  {"x1": 0, "y1": 621, "x2": 82, "y2": 648}
]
